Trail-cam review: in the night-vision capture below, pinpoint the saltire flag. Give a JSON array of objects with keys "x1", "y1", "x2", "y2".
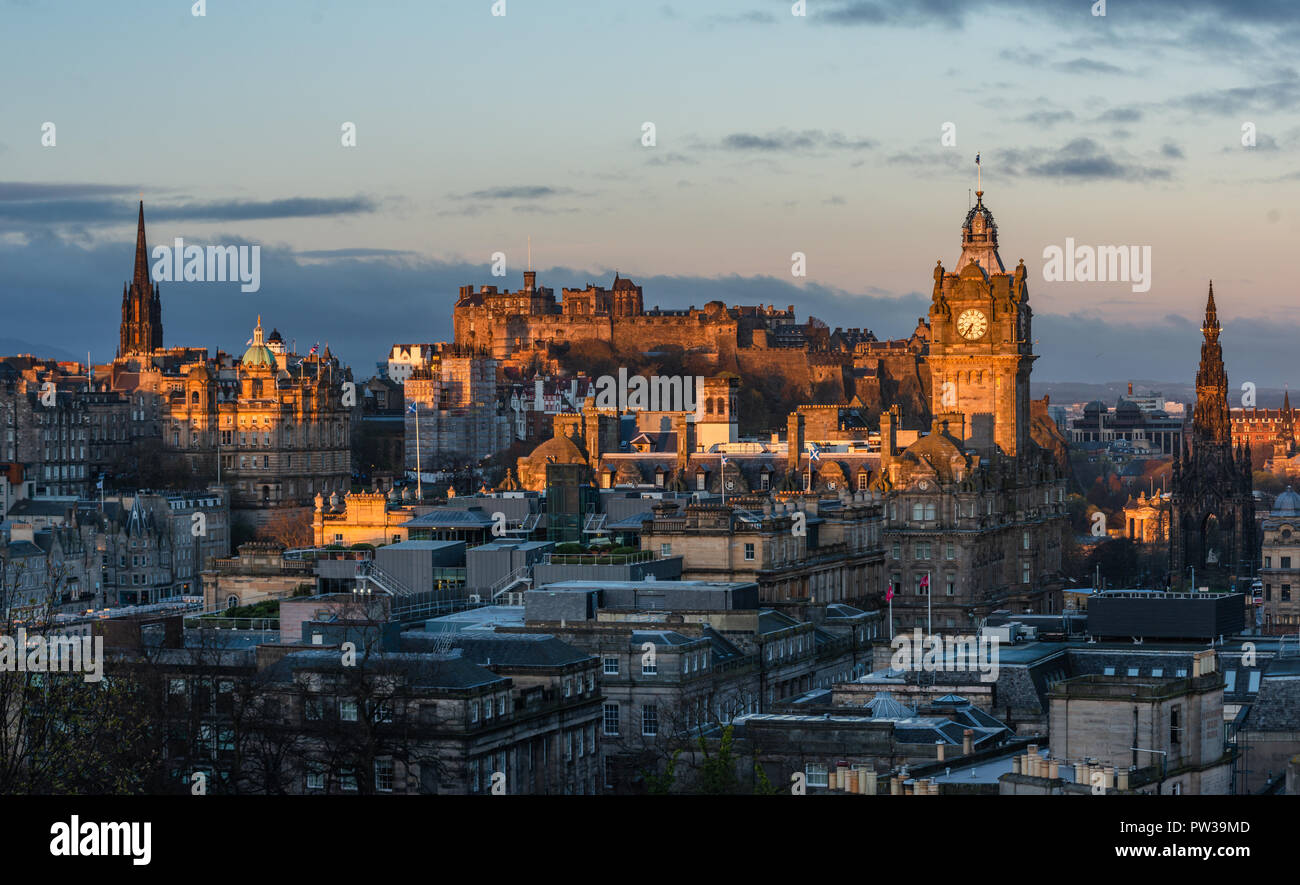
[
  {"x1": 406, "y1": 402, "x2": 418, "y2": 414},
  {"x1": 975, "y1": 152, "x2": 980, "y2": 166},
  {"x1": 808, "y1": 443, "x2": 821, "y2": 462}
]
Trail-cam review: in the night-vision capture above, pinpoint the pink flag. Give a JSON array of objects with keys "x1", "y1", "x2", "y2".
[
  {"x1": 885, "y1": 584, "x2": 895, "y2": 602},
  {"x1": 920, "y1": 574, "x2": 930, "y2": 589}
]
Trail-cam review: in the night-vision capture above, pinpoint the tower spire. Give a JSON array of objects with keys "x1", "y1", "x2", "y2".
[
  {"x1": 133, "y1": 200, "x2": 150, "y2": 293},
  {"x1": 119, "y1": 200, "x2": 163, "y2": 357},
  {"x1": 1192, "y1": 280, "x2": 1230, "y2": 445}
]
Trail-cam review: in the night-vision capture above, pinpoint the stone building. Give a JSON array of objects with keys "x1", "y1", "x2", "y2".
[
  {"x1": 1231, "y1": 390, "x2": 1296, "y2": 469},
  {"x1": 1121, "y1": 490, "x2": 1171, "y2": 544},
  {"x1": 0, "y1": 359, "x2": 132, "y2": 498},
  {"x1": 1170, "y1": 284, "x2": 1255, "y2": 590},
  {"x1": 502, "y1": 580, "x2": 879, "y2": 792},
  {"x1": 201, "y1": 541, "x2": 317, "y2": 611},
  {"x1": 1046, "y1": 652, "x2": 1231, "y2": 795},
  {"x1": 881, "y1": 188, "x2": 1069, "y2": 631},
  {"x1": 1259, "y1": 487, "x2": 1300, "y2": 632},
  {"x1": 403, "y1": 349, "x2": 513, "y2": 470},
  {"x1": 637, "y1": 495, "x2": 887, "y2": 612}
]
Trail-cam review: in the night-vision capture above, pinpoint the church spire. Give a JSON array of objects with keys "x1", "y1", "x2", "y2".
[
  {"x1": 118, "y1": 200, "x2": 163, "y2": 357},
  {"x1": 133, "y1": 200, "x2": 150, "y2": 293}
]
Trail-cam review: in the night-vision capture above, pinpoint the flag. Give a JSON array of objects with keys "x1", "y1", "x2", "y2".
[
  {"x1": 808, "y1": 443, "x2": 821, "y2": 462},
  {"x1": 96, "y1": 475, "x2": 105, "y2": 490},
  {"x1": 720, "y1": 456, "x2": 729, "y2": 466},
  {"x1": 920, "y1": 574, "x2": 930, "y2": 592},
  {"x1": 406, "y1": 402, "x2": 418, "y2": 414},
  {"x1": 309, "y1": 343, "x2": 320, "y2": 356},
  {"x1": 885, "y1": 583, "x2": 895, "y2": 602},
  {"x1": 975, "y1": 152, "x2": 980, "y2": 166}
]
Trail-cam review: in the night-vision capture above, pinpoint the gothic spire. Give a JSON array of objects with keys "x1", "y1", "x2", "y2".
[
  {"x1": 119, "y1": 200, "x2": 163, "y2": 357},
  {"x1": 133, "y1": 199, "x2": 150, "y2": 293},
  {"x1": 1192, "y1": 281, "x2": 1230, "y2": 445}
]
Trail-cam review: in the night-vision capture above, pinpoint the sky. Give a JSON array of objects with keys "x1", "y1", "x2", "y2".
[{"x1": 2, "y1": 0, "x2": 1299, "y2": 388}]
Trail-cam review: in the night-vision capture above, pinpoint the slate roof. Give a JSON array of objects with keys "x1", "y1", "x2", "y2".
[
  {"x1": 631, "y1": 630, "x2": 696, "y2": 647},
  {"x1": 400, "y1": 508, "x2": 495, "y2": 528},
  {"x1": 261, "y1": 649, "x2": 506, "y2": 691},
  {"x1": 1240, "y1": 676, "x2": 1300, "y2": 732},
  {"x1": 449, "y1": 634, "x2": 592, "y2": 668}
]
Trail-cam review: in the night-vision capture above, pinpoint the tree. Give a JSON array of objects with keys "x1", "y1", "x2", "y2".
[{"x1": 259, "y1": 509, "x2": 312, "y2": 549}]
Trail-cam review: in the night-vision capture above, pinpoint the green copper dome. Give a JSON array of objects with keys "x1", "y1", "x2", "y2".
[{"x1": 242, "y1": 316, "x2": 277, "y2": 369}]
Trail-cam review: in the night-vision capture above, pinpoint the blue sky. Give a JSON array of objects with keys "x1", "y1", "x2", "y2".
[{"x1": 3, "y1": 0, "x2": 1300, "y2": 386}]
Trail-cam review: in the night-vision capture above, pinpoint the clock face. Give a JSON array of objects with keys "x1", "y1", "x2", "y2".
[{"x1": 957, "y1": 308, "x2": 988, "y2": 340}]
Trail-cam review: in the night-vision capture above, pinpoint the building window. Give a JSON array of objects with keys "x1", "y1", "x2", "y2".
[
  {"x1": 945, "y1": 578, "x2": 954, "y2": 597},
  {"x1": 603, "y1": 703, "x2": 620, "y2": 735},
  {"x1": 306, "y1": 764, "x2": 325, "y2": 791},
  {"x1": 660, "y1": 543, "x2": 672, "y2": 557},
  {"x1": 375, "y1": 758, "x2": 394, "y2": 793},
  {"x1": 304, "y1": 698, "x2": 323, "y2": 721},
  {"x1": 603, "y1": 656, "x2": 619, "y2": 675},
  {"x1": 1022, "y1": 530, "x2": 1030, "y2": 550},
  {"x1": 945, "y1": 543, "x2": 955, "y2": 560},
  {"x1": 805, "y1": 763, "x2": 828, "y2": 787},
  {"x1": 642, "y1": 655, "x2": 657, "y2": 676},
  {"x1": 1170, "y1": 705, "x2": 1182, "y2": 745},
  {"x1": 744, "y1": 543, "x2": 755, "y2": 561},
  {"x1": 339, "y1": 699, "x2": 358, "y2": 721},
  {"x1": 1284, "y1": 556, "x2": 1293, "y2": 569},
  {"x1": 339, "y1": 768, "x2": 358, "y2": 792},
  {"x1": 642, "y1": 705, "x2": 658, "y2": 737},
  {"x1": 470, "y1": 701, "x2": 479, "y2": 723},
  {"x1": 1022, "y1": 562, "x2": 1031, "y2": 583}
]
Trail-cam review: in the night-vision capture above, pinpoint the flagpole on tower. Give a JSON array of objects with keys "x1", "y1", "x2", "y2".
[{"x1": 976, "y1": 152, "x2": 981, "y2": 193}]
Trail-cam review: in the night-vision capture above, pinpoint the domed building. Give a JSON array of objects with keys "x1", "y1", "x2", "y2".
[{"x1": 165, "y1": 315, "x2": 354, "y2": 520}]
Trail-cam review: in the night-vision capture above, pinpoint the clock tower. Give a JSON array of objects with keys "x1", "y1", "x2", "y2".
[{"x1": 927, "y1": 189, "x2": 1035, "y2": 458}]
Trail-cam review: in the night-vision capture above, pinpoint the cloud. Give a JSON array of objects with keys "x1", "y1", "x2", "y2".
[
  {"x1": 717, "y1": 129, "x2": 876, "y2": 153},
  {"x1": 453, "y1": 186, "x2": 573, "y2": 200},
  {"x1": 1095, "y1": 107, "x2": 1144, "y2": 123},
  {"x1": 1160, "y1": 142, "x2": 1185, "y2": 159},
  {"x1": 0, "y1": 194, "x2": 378, "y2": 228},
  {"x1": 1002, "y1": 138, "x2": 1173, "y2": 181},
  {"x1": 1017, "y1": 109, "x2": 1077, "y2": 127},
  {"x1": 0, "y1": 182, "x2": 140, "y2": 201},
  {"x1": 1053, "y1": 57, "x2": 1130, "y2": 76}
]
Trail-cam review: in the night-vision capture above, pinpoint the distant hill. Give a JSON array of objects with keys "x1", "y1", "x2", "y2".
[
  {"x1": 1033, "y1": 380, "x2": 1294, "y2": 410},
  {"x1": 0, "y1": 338, "x2": 80, "y2": 363}
]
